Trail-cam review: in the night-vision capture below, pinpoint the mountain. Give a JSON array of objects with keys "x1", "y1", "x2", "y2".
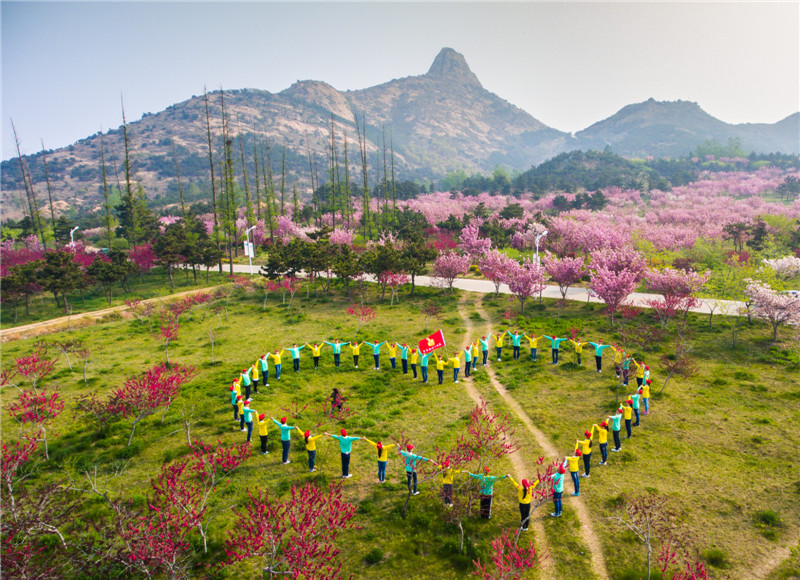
[
  {"x1": 1, "y1": 48, "x2": 797, "y2": 219},
  {"x1": 574, "y1": 98, "x2": 799, "y2": 158}
]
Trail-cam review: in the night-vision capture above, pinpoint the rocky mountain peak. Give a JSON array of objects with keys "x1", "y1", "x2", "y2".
[{"x1": 425, "y1": 47, "x2": 482, "y2": 88}]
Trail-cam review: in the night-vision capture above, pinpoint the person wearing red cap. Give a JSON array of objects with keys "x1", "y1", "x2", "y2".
[
  {"x1": 230, "y1": 385, "x2": 239, "y2": 421},
  {"x1": 399, "y1": 343, "x2": 410, "y2": 374},
  {"x1": 630, "y1": 390, "x2": 642, "y2": 426},
  {"x1": 479, "y1": 336, "x2": 489, "y2": 366},
  {"x1": 399, "y1": 444, "x2": 433, "y2": 495},
  {"x1": 258, "y1": 354, "x2": 269, "y2": 388},
  {"x1": 269, "y1": 349, "x2": 284, "y2": 380},
  {"x1": 549, "y1": 465, "x2": 565, "y2": 517},
  {"x1": 441, "y1": 460, "x2": 459, "y2": 506},
  {"x1": 468, "y1": 466, "x2": 507, "y2": 518},
  {"x1": 296, "y1": 427, "x2": 325, "y2": 472},
  {"x1": 588, "y1": 340, "x2": 612, "y2": 372},
  {"x1": 619, "y1": 401, "x2": 634, "y2": 439},
  {"x1": 256, "y1": 414, "x2": 269, "y2": 454},
  {"x1": 491, "y1": 331, "x2": 505, "y2": 362},
  {"x1": 632, "y1": 357, "x2": 646, "y2": 387},
  {"x1": 324, "y1": 339, "x2": 344, "y2": 367},
  {"x1": 544, "y1": 335, "x2": 569, "y2": 365},
  {"x1": 592, "y1": 421, "x2": 609, "y2": 465},
  {"x1": 471, "y1": 341, "x2": 479, "y2": 371},
  {"x1": 271, "y1": 416, "x2": 296, "y2": 464},
  {"x1": 608, "y1": 410, "x2": 623, "y2": 452},
  {"x1": 349, "y1": 341, "x2": 361, "y2": 368},
  {"x1": 562, "y1": 450, "x2": 582, "y2": 496},
  {"x1": 524, "y1": 332, "x2": 543, "y2": 362},
  {"x1": 449, "y1": 352, "x2": 462, "y2": 383},
  {"x1": 236, "y1": 396, "x2": 245, "y2": 431},
  {"x1": 286, "y1": 343, "x2": 305, "y2": 372},
  {"x1": 327, "y1": 428, "x2": 362, "y2": 479},
  {"x1": 306, "y1": 343, "x2": 324, "y2": 370},
  {"x1": 240, "y1": 367, "x2": 252, "y2": 401},
  {"x1": 576, "y1": 430, "x2": 593, "y2": 477},
  {"x1": 364, "y1": 438, "x2": 397, "y2": 483},
  {"x1": 506, "y1": 330, "x2": 523, "y2": 360},
  {"x1": 250, "y1": 363, "x2": 259, "y2": 395},
  {"x1": 409, "y1": 348, "x2": 419, "y2": 378},
  {"x1": 642, "y1": 379, "x2": 651, "y2": 414},
  {"x1": 436, "y1": 355, "x2": 446, "y2": 385},
  {"x1": 508, "y1": 475, "x2": 539, "y2": 531},
  {"x1": 388, "y1": 343, "x2": 399, "y2": 370}
]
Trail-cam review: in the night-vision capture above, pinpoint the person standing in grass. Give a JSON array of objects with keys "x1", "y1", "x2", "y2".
[
  {"x1": 632, "y1": 358, "x2": 646, "y2": 387},
  {"x1": 324, "y1": 339, "x2": 344, "y2": 367},
  {"x1": 549, "y1": 465, "x2": 566, "y2": 517},
  {"x1": 399, "y1": 343, "x2": 410, "y2": 374},
  {"x1": 419, "y1": 351, "x2": 433, "y2": 383},
  {"x1": 296, "y1": 427, "x2": 324, "y2": 472},
  {"x1": 630, "y1": 389, "x2": 642, "y2": 426},
  {"x1": 642, "y1": 380, "x2": 651, "y2": 414},
  {"x1": 410, "y1": 348, "x2": 419, "y2": 378},
  {"x1": 471, "y1": 341, "x2": 480, "y2": 371},
  {"x1": 250, "y1": 362, "x2": 260, "y2": 394},
  {"x1": 286, "y1": 343, "x2": 305, "y2": 372},
  {"x1": 508, "y1": 475, "x2": 538, "y2": 531},
  {"x1": 271, "y1": 416, "x2": 296, "y2": 464},
  {"x1": 258, "y1": 354, "x2": 269, "y2": 388},
  {"x1": 242, "y1": 401, "x2": 256, "y2": 442},
  {"x1": 364, "y1": 340, "x2": 386, "y2": 370},
  {"x1": 611, "y1": 345, "x2": 625, "y2": 378},
  {"x1": 621, "y1": 355, "x2": 633, "y2": 386},
  {"x1": 388, "y1": 343, "x2": 399, "y2": 369},
  {"x1": 479, "y1": 335, "x2": 490, "y2": 366},
  {"x1": 449, "y1": 351, "x2": 462, "y2": 383},
  {"x1": 399, "y1": 444, "x2": 433, "y2": 495},
  {"x1": 237, "y1": 396, "x2": 245, "y2": 430},
  {"x1": 562, "y1": 450, "x2": 582, "y2": 496},
  {"x1": 524, "y1": 332, "x2": 543, "y2": 362},
  {"x1": 462, "y1": 346, "x2": 472, "y2": 378},
  {"x1": 364, "y1": 438, "x2": 396, "y2": 483},
  {"x1": 620, "y1": 400, "x2": 634, "y2": 438},
  {"x1": 544, "y1": 335, "x2": 570, "y2": 365},
  {"x1": 349, "y1": 341, "x2": 361, "y2": 368},
  {"x1": 468, "y1": 466, "x2": 507, "y2": 519},
  {"x1": 306, "y1": 342, "x2": 324, "y2": 370},
  {"x1": 568, "y1": 338, "x2": 588, "y2": 366},
  {"x1": 492, "y1": 331, "x2": 505, "y2": 362},
  {"x1": 592, "y1": 421, "x2": 609, "y2": 465},
  {"x1": 436, "y1": 355, "x2": 446, "y2": 384},
  {"x1": 256, "y1": 414, "x2": 270, "y2": 454},
  {"x1": 576, "y1": 430, "x2": 593, "y2": 477},
  {"x1": 230, "y1": 385, "x2": 239, "y2": 421},
  {"x1": 269, "y1": 349, "x2": 284, "y2": 380},
  {"x1": 507, "y1": 329, "x2": 524, "y2": 360},
  {"x1": 327, "y1": 428, "x2": 362, "y2": 479},
  {"x1": 240, "y1": 368, "x2": 253, "y2": 401},
  {"x1": 588, "y1": 340, "x2": 613, "y2": 373},
  {"x1": 608, "y1": 409, "x2": 623, "y2": 452},
  {"x1": 441, "y1": 460, "x2": 458, "y2": 506}
]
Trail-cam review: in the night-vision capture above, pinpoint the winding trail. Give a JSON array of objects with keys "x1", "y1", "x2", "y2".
[
  {"x1": 455, "y1": 295, "x2": 557, "y2": 580},
  {"x1": 460, "y1": 294, "x2": 609, "y2": 580}
]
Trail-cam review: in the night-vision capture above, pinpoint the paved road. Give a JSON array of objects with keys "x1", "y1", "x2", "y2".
[{"x1": 226, "y1": 264, "x2": 745, "y2": 315}]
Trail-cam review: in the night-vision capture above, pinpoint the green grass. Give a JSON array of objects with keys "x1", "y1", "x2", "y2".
[
  {"x1": 1, "y1": 284, "x2": 798, "y2": 578},
  {"x1": 1, "y1": 267, "x2": 231, "y2": 328}
]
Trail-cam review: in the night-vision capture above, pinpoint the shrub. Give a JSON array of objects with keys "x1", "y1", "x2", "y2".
[
  {"x1": 701, "y1": 548, "x2": 731, "y2": 569},
  {"x1": 364, "y1": 547, "x2": 384, "y2": 565}
]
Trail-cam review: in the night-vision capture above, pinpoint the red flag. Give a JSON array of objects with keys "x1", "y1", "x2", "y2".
[{"x1": 419, "y1": 329, "x2": 446, "y2": 355}]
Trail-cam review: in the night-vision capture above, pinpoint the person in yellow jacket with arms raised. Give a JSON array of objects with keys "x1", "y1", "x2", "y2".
[
  {"x1": 364, "y1": 438, "x2": 397, "y2": 483},
  {"x1": 255, "y1": 414, "x2": 270, "y2": 454},
  {"x1": 568, "y1": 338, "x2": 588, "y2": 366},
  {"x1": 592, "y1": 421, "x2": 609, "y2": 465},
  {"x1": 269, "y1": 349, "x2": 284, "y2": 380},
  {"x1": 491, "y1": 330, "x2": 505, "y2": 362},
  {"x1": 349, "y1": 341, "x2": 361, "y2": 368},
  {"x1": 449, "y1": 352, "x2": 462, "y2": 383},
  {"x1": 296, "y1": 427, "x2": 325, "y2": 472},
  {"x1": 576, "y1": 430, "x2": 593, "y2": 477},
  {"x1": 562, "y1": 450, "x2": 582, "y2": 496},
  {"x1": 441, "y1": 459, "x2": 459, "y2": 506},
  {"x1": 409, "y1": 348, "x2": 419, "y2": 379},
  {"x1": 508, "y1": 475, "x2": 539, "y2": 531},
  {"x1": 250, "y1": 363, "x2": 260, "y2": 394},
  {"x1": 523, "y1": 332, "x2": 543, "y2": 362},
  {"x1": 306, "y1": 342, "x2": 324, "y2": 370}
]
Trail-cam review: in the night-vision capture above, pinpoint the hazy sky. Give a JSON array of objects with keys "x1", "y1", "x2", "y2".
[{"x1": 3, "y1": 1, "x2": 798, "y2": 161}]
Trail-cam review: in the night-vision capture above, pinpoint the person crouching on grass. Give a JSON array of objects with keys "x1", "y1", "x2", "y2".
[
  {"x1": 364, "y1": 438, "x2": 396, "y2": 483},
  {"x1": 296, "y1": 427, "x2": 324, "y2": 472},
  {"x1": 327, "y1": 428, "x2": 361, "y2": 479}
]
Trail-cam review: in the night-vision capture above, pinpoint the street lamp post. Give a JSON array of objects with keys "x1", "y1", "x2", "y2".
[
  {"x1": 245, "y1": 226, "x2": 256, "y2": 275},
  {"x1": 70, "y1": 227, "x2": 80, "y2": 248},
  {"x1": 534, "y1": 230, "x2": 548, "y2": 265}
]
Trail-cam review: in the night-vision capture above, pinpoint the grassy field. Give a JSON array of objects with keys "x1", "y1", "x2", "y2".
[{"x1": 1, "y1": 282, "x2": 798, "y2": 578}]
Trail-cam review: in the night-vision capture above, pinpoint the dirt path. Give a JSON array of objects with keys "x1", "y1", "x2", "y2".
[
  {"x1": 464, "y1": 295, "x2": 609, "y2": 580},
  {"x1": 455, "y1": 295, "x2": 557, "y2": 579},
  {"x1": 0, "y1": 287, "x2": 216, "y2": 343},
  {"x1": 749, "y1": 537, "x2": 798, "y2": 580}
]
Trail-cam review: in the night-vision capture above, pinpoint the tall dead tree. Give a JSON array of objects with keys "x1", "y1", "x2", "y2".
[
  {"x1": 203, "y1": 86, "x2": 222, "y2": 272},
  {"x1": 40, "y1": 141, "x2": 57, "y2": 231},
  {"x1": 99, "y1": 130, "x2": 114, "y2": 247}
]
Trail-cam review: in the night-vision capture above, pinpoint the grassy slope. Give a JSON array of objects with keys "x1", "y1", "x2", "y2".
[{"x1": 1, "y1": 284, "x2": 798, "y2": 578}]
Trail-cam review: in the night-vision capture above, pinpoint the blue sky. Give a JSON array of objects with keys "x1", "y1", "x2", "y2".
[{"x1": 3, "y1": 1, "x2": 798, "y2": 160}]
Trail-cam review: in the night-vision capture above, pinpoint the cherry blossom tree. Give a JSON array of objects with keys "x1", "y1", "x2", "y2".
[
  {"x1": 128, "y1": 243, "x2": 156, "y2": 282},
  {"x1": 12, "y1": 346, "x2": 56, "y2": 393},
  {"x1": 280, "y1": 276, "x2": 302, "y2": 306},
  {"x1": 643, "y1": 268, "x2": 711, "y2": 328},
  {"x1": 479, "y1": 250, "x2": 517, "y2": 296},
  {"x1": 473, "y1": 529, "x2": 545, "y2": 580},
  {"x1": 154, "y1": 320, "x2": 180, "y2": 364},
  {"x1": 346, "y1": 304, "x2": 376, "y2": 339},
  {"x1": 223, "y1": 482, "x2": 358, "y2": 579},
  {"x1": 421, "y1": 301, "x2": 443, "y2": 331},
  {"x1": 329, "y1": 228, "x2": 355, "y2": 246},
  {"x1": 8, "y1": 387, "x2": 64, "y2": 459},
  {"x1": 744, "y1": 279, "x2": 800, "y2": 341},
  {"x1": 108, "y1": 364, "x2": 196, "y2": 446},
  {"x1": 505, "y1": 258, "x2": 547, "y2": 314},
  {"x1": 459, "y1": 224, "x2": 492, "y2": 262},
  {"x1": 378, "y1": 271, "x2": 410, "y2": 305},
  {"x1": 590, "y1": 266, "x2": 640, "y2": 325},
  {"x1": 762, "y1": 255, "x2": 800, "y2": 279},
  {"x1": 544, "y1": 254, "x2": 586, "y2": 313},
  {"x1": 431, "y1": 250, "x2": 471, "y2": 292}
]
